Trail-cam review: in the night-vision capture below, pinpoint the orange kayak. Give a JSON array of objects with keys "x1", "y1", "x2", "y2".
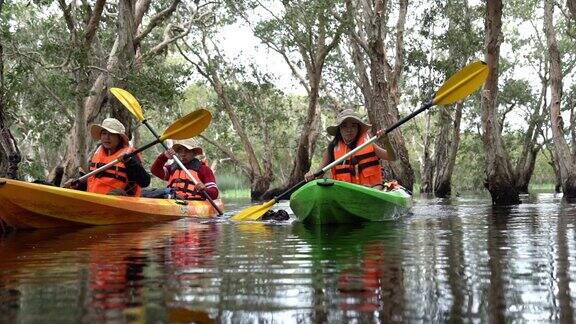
[{"x1": 0, "y1": 178, "x2": 224, "y2": 229}]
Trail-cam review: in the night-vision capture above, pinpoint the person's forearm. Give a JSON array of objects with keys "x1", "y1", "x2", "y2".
[
  {"x1": 150, "y1": 154, "x2": 170, "y2": 180},
  {"x1": 373, "y1": 144, "x2": 391, "y2": 161},
  {"x1": 205, "y1": 187, "x2": 219, "y2": 200}
]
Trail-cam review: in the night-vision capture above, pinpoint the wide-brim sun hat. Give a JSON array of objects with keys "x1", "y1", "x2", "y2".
[
  {"x1": 172, "y1": 138, "x2": 204, "y2": 155},
  {"x1": 326, "y1": 109, "x2": 371, "y2": 136},
  {"x1": 90, "y1": 118, "x2": 129, "y2": 144}
]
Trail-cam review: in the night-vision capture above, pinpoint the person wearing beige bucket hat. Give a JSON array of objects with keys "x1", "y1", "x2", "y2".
[
  {"x1": 150, "y1": 138, "x2": 219, "y2": 200},
  {"x1": 64, "y1": 117, "x2": 151, "y2": 196},
  {"x1": 304, "y1": 109, "x2": 396, "y2": 190}
]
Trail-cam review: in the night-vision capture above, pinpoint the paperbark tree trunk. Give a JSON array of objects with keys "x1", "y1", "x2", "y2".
[
  {"x1": 568, "y1": 0, "x2": 576, "y2": 20},
  {"x1": 282, "y1": 5, "x2": 345, "y2": 189},
  {"x1": 544, "y1": 0, "x2": 576, "y2": 198},
  {"x1": 0, "y1": 0, "x2": 21, "y2": 179},
  {"x1": 434, "y1": 102, "x2": 463, "y2": 198},
  {"x1": 182, "y1": 34, "x2": 274, "y2": 200},
  {"x1": 481, "y1": 0, "x2": 520, "y2": 205},
  {"x1": 60, "y1": 0, "x2": 186, "y2": 182},
  {"x1": 514, "y1": 78, "x2": 547, "y2": 193},
  {"x1": 347, "y1": 0, "x2": 414, "y2": 191},
  {"x1": 231, "y1": 2, "x2": 345, "y2": 197},
  {"x1": 420, "y1": 112, "x2": 434, "y2": 194},
  {"x1": 286, "y1": 72, "x2": 323, "y2": 187}
]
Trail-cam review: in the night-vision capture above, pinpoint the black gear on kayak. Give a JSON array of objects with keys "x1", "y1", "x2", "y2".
[{"x1": 261, "y1": 209, "x2": 290, "y2": 221}]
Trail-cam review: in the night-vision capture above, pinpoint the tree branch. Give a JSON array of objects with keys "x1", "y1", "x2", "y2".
[
  {"x1": 199, "y1": 134, "x2": 251, "y2": 175},
  {"x1": 84, "y1": 0, "x2": 106, "y2": 46},
  {"x1": 135, "y1": 0, "x2": 181, "y2": 44},
  {"x1": 58, "y1": 0, "x2": 77, "y2": 38}
]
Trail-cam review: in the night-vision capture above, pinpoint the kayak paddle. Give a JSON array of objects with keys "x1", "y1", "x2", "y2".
[
  {"x1": 231, "y1": 60, "x2": 489, "y2": 221},
  {"x1": 77, "y1": 108, "x2": 212, "y2": 183},
  {"x1": 110, "y1": 87, "x2": 224, "y2": 216}
]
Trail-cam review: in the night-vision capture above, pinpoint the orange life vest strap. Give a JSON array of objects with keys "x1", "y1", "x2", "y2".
[
  {"x1": 334, "y1": 159, "x2": 380, "y2": 175},
  {"x1": 169, "y1": 178, "x2": 197, "y2": 194},
  {"x1": 333, "y1": 151, "x2": 379, "y2": 174},
  {"x1": 90, "y1": 162, "x2": 127, "y2": 173}
]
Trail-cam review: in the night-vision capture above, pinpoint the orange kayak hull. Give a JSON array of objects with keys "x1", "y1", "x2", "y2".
[{"x1": 0, "y1": 178, "x2": 224, "y2": 229}]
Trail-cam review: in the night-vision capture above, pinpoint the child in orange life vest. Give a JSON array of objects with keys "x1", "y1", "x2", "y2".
[
  {"x1": 63, "y1": 118, "x2": 151, "y2": 196},
  {"x1": 150, "y1": 138, "x2": 219, "y2": 200},
  {"x1": 304, "y1": 109, "x2": 396, "y2": 190}
]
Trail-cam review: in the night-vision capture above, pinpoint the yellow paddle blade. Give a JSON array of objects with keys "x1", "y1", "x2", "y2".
[
  {"x1": 433, "y1": 61, "x2": 488, "y2": 106},
  {"x1": 231, "y1": 199, "x2": 277, "y2": 221},
  {"x1": 110, "y1": 88, "x2": 145, "y2": 121},
  {"x1": 160, "y1": 108, "x2": 212, "y2": 140}
]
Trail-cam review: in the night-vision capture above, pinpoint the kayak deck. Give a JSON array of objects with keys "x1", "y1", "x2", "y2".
[
  {"x1": 0, "y1": 178, "x2": 223, "y2": 229},
  {"x1": 289, "y1": 179, "x2": 411, "y2": 224}
]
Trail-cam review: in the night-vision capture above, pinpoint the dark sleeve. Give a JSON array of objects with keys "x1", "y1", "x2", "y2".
[
  {"x1": 76, "y1": 179, "x2": 88, "y2": 191},
  {"x1": 327, "y1": 142, "x2": 336, "y2": 163},
  {"x1": 75, "y1": 151, "x2": 95, "y2": 191},
  {"x1": 198, "y1": 164, "x2": 219, "y2": 200},
  {"x1": 125, "y1": 155, "x2": 151, "y2": 188},
  {"x1": 150, "y1": 153, "x2": 171, "y2": 181}
]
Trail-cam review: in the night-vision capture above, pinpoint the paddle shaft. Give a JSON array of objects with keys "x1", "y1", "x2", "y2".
[
  {"x1": 142, "y1": 120, "x2": 224, "y2": 216},
  {"x1": 77, "y1": 139, "x2": 161, "y2": 182}
]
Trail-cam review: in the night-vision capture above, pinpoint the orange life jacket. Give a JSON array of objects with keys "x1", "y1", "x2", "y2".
[
  {"x1": 87, "y1": 145, "x2": 142, "y2": 196},
  {"x1": 331, "y1": 131, "x2": 383, "y2": 187},
  {"x1": 167, "y1": 168, "x2": 204, "y2": 200}
]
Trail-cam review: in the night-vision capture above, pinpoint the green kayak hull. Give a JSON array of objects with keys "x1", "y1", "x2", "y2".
[{"x1": 289, "y1": 179, "x2": 412, "y2": 224}]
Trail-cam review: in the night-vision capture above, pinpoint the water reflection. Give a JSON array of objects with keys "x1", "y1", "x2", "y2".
[
  {"x1": 406, "y1": 196, "x2": 576, "y2": 322},
  {"x1": 0, "y1": 223, "x2": 182, "y2": 322},
  {"x1": 0, "y1": 194, "x2": 575, "y2": 322},
  {"x1": 292, "y1": 222, "x2": 404, "y2": 322}
]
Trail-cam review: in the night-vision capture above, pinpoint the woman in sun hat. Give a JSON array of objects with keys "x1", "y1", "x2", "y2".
[
  {"x1": 64, "y1": 117, "x2": 150, "y2": 196},
  {"x1": 150, "y1": 138, "x2": 219, "y2": 200},
  {"x1": 304, "y1": 109, "x2": 395, "y2": 189}
]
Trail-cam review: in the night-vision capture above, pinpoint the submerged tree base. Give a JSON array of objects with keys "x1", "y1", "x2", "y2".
[
  {"x1": 486, "y1": 183, "x2": 521, "y2": 205},
  {"x1": 434, "y1": 181, "x2": 452, "y2": 198},
  {"x1": 561, "y1": 175, "x2": 576, "y2": 199}
]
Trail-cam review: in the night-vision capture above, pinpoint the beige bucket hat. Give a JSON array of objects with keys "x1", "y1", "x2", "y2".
[
  {"x1": 326, "y1": 109, "x2": 371, "y2": 136},
  {"x1": 172, "y1": 138, "x2": 204, "y2": 155},
  {"x1": 90, "y1": 118, "x2": 129, "y2": 143}
]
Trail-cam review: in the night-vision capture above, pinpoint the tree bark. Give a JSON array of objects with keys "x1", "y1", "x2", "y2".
[
  {"x1": 568, "y1": 0, "x2": 576, "y2": 20},
  {"x1": 481, "y1": 0, "x2": 520, "y2": 205},
  {"x1": 544, "y1": 0, "x2": 576, "y2": 198},
  {"x1": 421, "y1": 112, "x2": 434, "y2": 194},
  {"x1": 544, "y1": 145, "x2": 563, "y2": 193},
  {"x1": 0, "y1": 0, "x2": 21, "y2": 179},
  {"x1": 231, "y1": 2, "x2": 344, "y2": 197},
  {"x1": 282, "y1": 5, "x2": 344, "y2": 189},
  {"x1": 59, "y1": 0, "x2": 187, "y2": 181},
  {"x1": 434, "y1": 102, "x2": 463, "y2": 197},
  {"x1": 514, "y1": 78, "x2": 547, "y2": 193},
  {"x1": 183, "y1": 35, "x2": 274, "y2": 200},
  {"x1": 111, "y1": 0, "x2": 138, "y2": 139},
  {"x1": 347, "y1": 0, "x2": 414, "y2": 191},
  {"x1": 58, "y1": 0, "x2": 107, "y2": 180},
  {"x1": 286, "y1": 74, "x2": 322, "y2": 187}
]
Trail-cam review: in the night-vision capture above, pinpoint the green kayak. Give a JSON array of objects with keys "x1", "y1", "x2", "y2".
[{"x1": 289, "y1": 179, "x2": 412, "y2": 224}]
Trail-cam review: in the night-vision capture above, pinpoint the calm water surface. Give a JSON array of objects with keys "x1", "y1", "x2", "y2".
[{"x1": 1, "y1": 193, "x2": 575, "y2": 323}]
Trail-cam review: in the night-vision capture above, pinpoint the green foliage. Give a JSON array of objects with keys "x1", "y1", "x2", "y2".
[
  {"x1": 530, "y1": 147, "x2": 556, "y2": 186},
  {"x1": 0, "y1": 0, "x2": 567, "y2": 195},
  {"x1": 182, "y1": 76, "x2": 307, "y2": 185},
  {"x1": 452, "y1": 131, "x2": 486, "y2": 191},
  {"x1": 217, "y1": 173, "x2": 250, "y2": 192}
]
